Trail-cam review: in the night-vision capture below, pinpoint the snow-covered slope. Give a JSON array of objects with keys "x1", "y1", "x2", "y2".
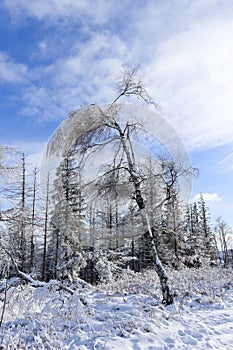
[{"x1": 0, "y1": 267, "x2": 232, "y2": 349}]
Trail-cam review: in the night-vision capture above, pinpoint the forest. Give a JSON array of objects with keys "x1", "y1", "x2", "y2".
[
  {"x1": 0, "y1": 69, "x2": 232, "y2": 306},
  {"x1": 0, "y1": 68, "x2": 232, "y2": 349}
]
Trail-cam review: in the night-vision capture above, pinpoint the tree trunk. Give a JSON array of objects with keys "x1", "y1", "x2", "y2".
[
  {"x1": 117, "y1": 124, "x2": 173, "y2": 305},
  {"x1": 42, "y1": 173, "x2": 50, "y2": 280},
  {"x1": 141, "y1": 209, "x2": 173, "y2": 305},
  {"x1": 29, "y1": 167, "x2": 37, "y2": 271},
  {"x1": 20, "y1": 153, "x2": 26, "y2": 272}
]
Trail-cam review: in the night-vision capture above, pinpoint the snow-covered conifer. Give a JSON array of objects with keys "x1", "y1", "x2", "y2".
[
  {"x1": 48, "y1": 148, "x2": 86, "y2": 282},
  {"x1": 198, "y1": 194, "x2": 218, "y2": 266}
]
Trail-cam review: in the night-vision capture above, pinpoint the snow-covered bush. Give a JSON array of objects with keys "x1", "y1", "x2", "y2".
[{"x1": 0, "y1": 266, "x2": 232, "y2": 349}]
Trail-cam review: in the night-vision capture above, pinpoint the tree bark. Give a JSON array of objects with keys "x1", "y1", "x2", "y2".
[
  {"x1": 116, "y1": 122, "x2": 173, "y2": 305},
  {"x1": 20, "y1": 153, "x2": 26, "y2": 272}
]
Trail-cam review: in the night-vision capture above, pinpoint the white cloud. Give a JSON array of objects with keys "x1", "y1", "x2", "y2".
[
  {"x1": 38, "y1": 41, "x2": 47, "y2": 53},
  {"x1": 3, "y1": 0, "x2": 115, "y2": 24},
  {"x1": 0, "y1": 52, "x2": 27, "y2": 83},
  {"x1": 143, "y1": 17, "x2": 233, "y2": 151},
  {"x1": 3, "y1": 0, "x2": 233, "y2": 154},
  {"x1": 10, "y1": 140, "x2": 47, "y2": 169},
  {"x1": 219, "y1": 151, "x2": 233, "y2": 171},
  {"x1": 193, "y1": 192, "x2": 222, "y2": 203},
  {"x1": 21, "y1": 31, "x2": 129, "y2": 121}
]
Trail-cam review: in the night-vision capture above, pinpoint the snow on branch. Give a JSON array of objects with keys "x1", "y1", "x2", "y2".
[
  {"x1": 1, "y1": 245, "x2": 91, "y2": 296},
  {"x1": 113, "y1": 65, "x2": 156, "y2": 106}
]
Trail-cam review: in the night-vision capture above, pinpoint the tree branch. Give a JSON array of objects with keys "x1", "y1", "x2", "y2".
[{"x1": 1, "y1": 246, "x2": 90, "y2": 295}]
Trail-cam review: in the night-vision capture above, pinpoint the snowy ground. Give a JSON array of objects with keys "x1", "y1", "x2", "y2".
[{"x1": 0, "y1": 267, "x2": 232, "y2": 349}]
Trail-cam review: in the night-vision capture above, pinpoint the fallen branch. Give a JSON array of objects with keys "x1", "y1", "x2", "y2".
[{"x1": 1, "y1": 247, "x2": 91, "y2": 299}]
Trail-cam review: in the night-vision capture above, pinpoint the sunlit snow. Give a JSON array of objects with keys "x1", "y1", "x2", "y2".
[{"x1": 0, "y1": 267, "x2": 232, "y2": 349}]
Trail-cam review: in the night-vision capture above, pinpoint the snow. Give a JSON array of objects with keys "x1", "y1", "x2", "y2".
[{"x1": 0, "y1": 267, "x2": 232, "y2": 349}]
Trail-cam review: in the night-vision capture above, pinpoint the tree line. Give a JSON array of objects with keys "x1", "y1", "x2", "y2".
[{"x1": 0, "y1": 137, "x2": 230, "y2": 297}]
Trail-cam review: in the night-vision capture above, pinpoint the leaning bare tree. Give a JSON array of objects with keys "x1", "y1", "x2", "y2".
[{"x1": 72, "y1": 67, "x2": 179, "y2": 304}]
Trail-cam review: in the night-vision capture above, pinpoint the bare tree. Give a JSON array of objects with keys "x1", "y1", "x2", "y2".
[
  {"x1": 0, "y1": 146, "x2": 20, "y2": 179},
  {"x1": 73, "y1": 67, "x2": 178, "y2": 304},
  {"x1": 215, "y1": 217, "x2": 232, "y2": 267},
  {"x1": 29, "y1": 166, "x2": 38, "y2": 271},
  {"x1": 3, "y1": 153, "x2": 29, "y2": 272},
  {"x1": 42, "y1": 173, "x2": 50, "y2": 280}
]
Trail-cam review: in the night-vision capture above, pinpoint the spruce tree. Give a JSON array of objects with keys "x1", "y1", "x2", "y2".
[
  {"x1": 49, "y1": 148, "x2": 86, "y2": 282},
  {"x1": 198, "y1": 194, "x2": 218, "y2": 266},
  {"x1": 183, "y1": 203, "x2": 202, "y2": 267}
]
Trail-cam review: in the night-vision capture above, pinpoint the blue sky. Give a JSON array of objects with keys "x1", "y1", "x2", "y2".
[{"x1": 0, "y1": 0, "x2": 233, "y2": 227}]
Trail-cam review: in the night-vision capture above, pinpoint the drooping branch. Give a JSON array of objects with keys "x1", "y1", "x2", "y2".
[
  {"x1": 2, "y1": 246, "x2": 45, "y2": 287},
  {"x1": 1, "y1": 245, "x2": 90, "y2": 295},
  {"x1": 71, "y1": 68, "x2": 176, "y2": 304}
]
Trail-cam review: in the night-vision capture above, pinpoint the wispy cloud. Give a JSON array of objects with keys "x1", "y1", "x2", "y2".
[
  {"x1": 144, "y1": 17, "x2": 233, "y2": 151},
  {"x1": 2, "y1": 0, "x2": 233, "y2": 153},
  {"x1": 3, "y1": 0, "x2": 115, "y2": 24},
  {"x1": 21, "y1": 31, "x2": 128, "y2": 121},
  {"x1": 0, "y1": 52, "x2": 27, "y2": 83},
  {"x1": 219, "y1": 151, "x2": 233, "y2": 172}
]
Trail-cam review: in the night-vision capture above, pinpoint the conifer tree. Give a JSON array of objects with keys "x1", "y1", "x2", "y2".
[
  {"x1": 3, "y1": 153, "x2": 33, "y2": 273},
  {"x1": 49, "y1": 148, "x2": 86, "y2": 282},
  {"x1": 183, "y1": 202, "x2": 202, "y2": 267},
  {"x1": 198, "y1": 194, "x2": 218, "y2": 266}
]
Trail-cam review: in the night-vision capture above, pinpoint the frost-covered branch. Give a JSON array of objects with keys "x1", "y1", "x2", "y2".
[
  {"x1": 113, "y1": 66, "x2": 156, "y2": 106},
  {"x1": 1, "y1": 245, "x2": 90, "y2": 295},
  {"x1": 2, "y1": 246, "x2": 46, "y2": 287}
]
